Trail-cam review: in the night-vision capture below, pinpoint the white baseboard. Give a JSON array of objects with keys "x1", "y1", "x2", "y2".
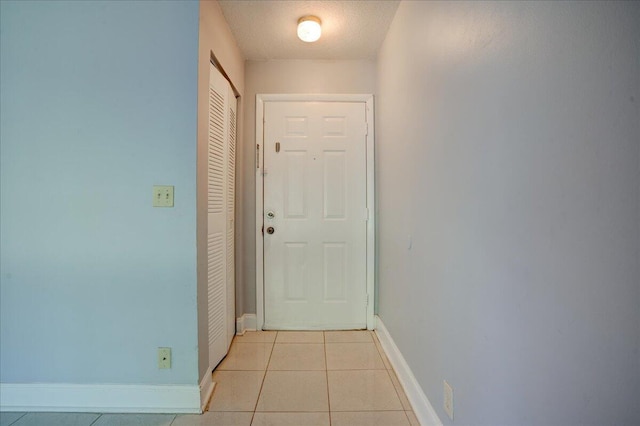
[
  {"x1": 375, "y1": 316, "x2": 443, "y2": 426},
  {"x1": 0, "y1": 383, "x2": 200, "y2": 413},
  {"x1": 199, "y1": 368, "x2": 215, "y2": 413},
  {"x1": 236, "y1": 313, "x2": 257, "y2": 335}
]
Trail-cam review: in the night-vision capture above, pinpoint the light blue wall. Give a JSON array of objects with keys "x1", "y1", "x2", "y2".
[
  {"x1": 0, "y1": 0, "x2": 200, "y2": 385},
  {"x1": 376, "y1": 1, "x2": 640, "y2": 424}
]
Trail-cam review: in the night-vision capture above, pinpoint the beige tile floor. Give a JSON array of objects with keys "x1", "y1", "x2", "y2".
[
  {"x1": 0, "y1": 331, "x2": 420, "y2": 426},
  {"x1": 204, "y1": 330, "x2": 420, "y2": 426}
]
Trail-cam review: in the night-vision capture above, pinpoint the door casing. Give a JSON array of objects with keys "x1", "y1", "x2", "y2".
[{"x1": 255, "y1": 94, "x2": 375, "y2": 330}]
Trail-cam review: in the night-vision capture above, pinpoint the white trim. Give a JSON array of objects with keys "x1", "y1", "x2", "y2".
[
  {"x1": 255, "y1": 93, "x2": 374, "y2": 103},
  {"x1": 235, "y1": 314, "x2": 258, "y2": 335},
  {"x1": 0, "y1": 383, "x2": 200, "y2": 413},
  {"x1": 364, "y1": 96, "x2": 375, "y2": 330},
  {"x1": 255, "y1": 95, "x2": 265, "y2": 331},
  {"x1": 255, "y1": 94, "x2": 375, "y2": 331},
  {"x1": 199, "y1": 369, "x2": 215, "y2": 413},
  {"x1": 375, "y1": 316, "x2": 443, "y2": 426},
  {"x1": 236, "y1": 316, "x2": 244, "y2": 335}
]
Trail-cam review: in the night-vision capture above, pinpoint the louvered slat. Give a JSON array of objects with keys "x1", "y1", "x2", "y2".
[
  {"x1": 208, "y1": 86, "x2": 225, "y2": 214},
  {"x1": 227, "y1": 108, "x2": 236, "y2": 216},
  {"x1": 207, "y1": 233, "x2": 225, "y2": 345},
  {"x1": 225, "y1": 101, "x2": 237, "y2": 348}
]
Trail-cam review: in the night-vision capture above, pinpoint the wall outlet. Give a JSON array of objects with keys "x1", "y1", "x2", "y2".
[
  {"x1": 153, "y1": 185, "x2": 174, "y2": 207},
  {"x1": 444, "y1": 380, "x2": 454, "y2": 420},
  {"x1": 158, "y1": 347, "x2": 171, "y2": 369}
]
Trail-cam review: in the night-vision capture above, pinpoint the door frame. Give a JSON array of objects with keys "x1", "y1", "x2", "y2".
[{"x1": 255, "y1": 94, "x2": 375, "y2": 331}]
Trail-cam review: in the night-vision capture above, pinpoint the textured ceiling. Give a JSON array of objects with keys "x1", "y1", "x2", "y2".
[{"x1": 218, "y1": 0, "x2": 400, "y2": 60}]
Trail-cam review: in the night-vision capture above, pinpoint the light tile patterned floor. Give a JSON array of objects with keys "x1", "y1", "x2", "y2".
[
  {"x1": 205, "y1": 330, "x2": 419, "y2": 425},
  {"x1": 0, "y1": 331, "x2": 419, "y2": 426}
]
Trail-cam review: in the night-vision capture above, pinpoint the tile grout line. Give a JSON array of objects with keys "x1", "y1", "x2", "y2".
[
  {"x1": 323, "y1": 331, "x2": 332, "y2": 426},
  {"x1": 403, "y1": 410, "x2": 414, "y2": 426},
  {"x1": 324, "y1": 368, "x2": 389, "y2": 371},
  {"x1": 250, "y1": 330, "x2": 278, "y2": 423},
  {"x1": 88, "y1": 413, "x2": 102, "y2": 426},
  {"x1": 7, "y1": 412, "x2": 28, "y2": 426}
]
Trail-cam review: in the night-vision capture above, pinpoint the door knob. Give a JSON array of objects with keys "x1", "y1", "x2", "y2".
[{"x1": 266, "y1": 227, "x2": 275, "y2": 235}]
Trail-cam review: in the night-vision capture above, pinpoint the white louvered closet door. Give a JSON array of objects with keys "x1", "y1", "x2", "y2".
[
  {"x1": 207, "y1": 63, "x2": 235, "y2": 369},
  {"x1": 226, "y1": 87, "x2": 237, "y2": 348}
]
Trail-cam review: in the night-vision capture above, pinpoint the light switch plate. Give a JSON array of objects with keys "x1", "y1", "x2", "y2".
[{"x1": 153, "y1": 185, "x2": 174, "y2": 207}]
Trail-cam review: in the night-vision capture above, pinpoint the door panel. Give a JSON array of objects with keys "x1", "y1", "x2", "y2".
[
  {"x1": 263, "y1": 101, "x2": 367, "y2": 330},
  {"x1": 323, "y1": 151, "x2": 346, "y2": 218},
  {"x1": 283, "y1": 151, "x2": 307, "y2": 218}
]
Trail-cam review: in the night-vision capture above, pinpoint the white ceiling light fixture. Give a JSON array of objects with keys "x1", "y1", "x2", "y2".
[{"x1": 297, "y1": 15, "x2": 322, "y2": 43}]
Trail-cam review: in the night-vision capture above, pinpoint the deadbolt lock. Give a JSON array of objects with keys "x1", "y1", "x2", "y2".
[{"x1": 266, "y1": 211, "x2": 275, "y2": 219}]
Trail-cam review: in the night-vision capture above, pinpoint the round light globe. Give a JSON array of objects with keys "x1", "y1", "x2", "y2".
[{"x1": 297, "y1": 16, "x2": 322, "y2": 42}]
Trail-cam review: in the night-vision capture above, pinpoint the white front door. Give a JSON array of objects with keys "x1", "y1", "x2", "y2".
[{"x1": 262, "y1": 101, "x2": 368, "y2": 330}]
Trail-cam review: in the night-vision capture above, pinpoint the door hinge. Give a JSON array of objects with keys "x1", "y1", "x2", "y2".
[
  {"x1": 256, "y1": 144, "x2": 260, "y2": 169},
  {"x1": 364, "y1": 207, "x2": 369, "y2": 222},
  {"x1": 366, "y1": 294, "x2": 369, "y2": 307}
]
